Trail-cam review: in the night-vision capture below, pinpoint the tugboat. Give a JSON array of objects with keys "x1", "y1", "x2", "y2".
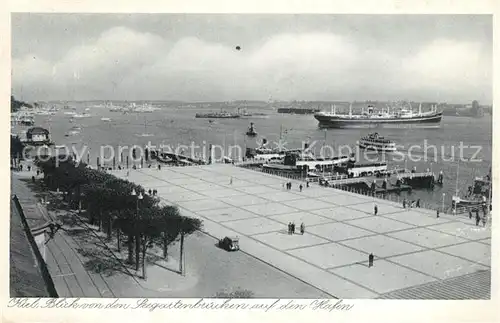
[
  {"x1": 195, "y1": 109, "x2": 240, "y2": 118},
  {"x1": 246, "y1": 122, "x2": 257, "y2": 137},
  {"x1": 357, "y1": 132, "x2": 396, "y2": 152},
  {"x1": 451, "y1": 166, "x2": 491, "y2": 212}
]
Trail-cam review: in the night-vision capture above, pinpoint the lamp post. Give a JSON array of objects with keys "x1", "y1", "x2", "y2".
[
  {"x1": 442, "y1": 192, "x2": 445, "y2": 212},
  {"x1": 131, "y1": 189, "x2": 143, "y2": 272}
]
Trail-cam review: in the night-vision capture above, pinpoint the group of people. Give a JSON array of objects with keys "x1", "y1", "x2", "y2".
[
  {"x1": 287, "y1": 222, "x2": 305, "y2": 235},
  {"x1": 283, "y1": 181, "x2": 309, "y2": 191},
  {"x1": 402, "y1": 198, "x2": 420, "y2": 209},
  {"x1": 147, "y1": 189, "x2": 158, "y2": 196},
  {"x1": 14, "y1": 163, "x2": 37, "y2": 173}
]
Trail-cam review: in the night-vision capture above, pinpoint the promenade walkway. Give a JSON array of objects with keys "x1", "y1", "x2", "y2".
[
  {"x1": 11, "y1": 172, "x2": 328, "y2": 298},
  {"x1": 110, "y1": 164, "x2": 492, "y2": 299}
]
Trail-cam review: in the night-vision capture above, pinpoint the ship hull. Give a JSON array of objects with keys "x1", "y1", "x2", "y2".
[
  {"x1": 357, "y1": 142, "x2": 397, "y2": 152},
  {"x1": 195, "y1": 115, "x2": 240, "y2": 119},
  {"x1": 278, "y1": 108, "x2": 321, "y2": 114},
  {"x1": 314, "y1": 113, "x2": 442, "y2": 129}
]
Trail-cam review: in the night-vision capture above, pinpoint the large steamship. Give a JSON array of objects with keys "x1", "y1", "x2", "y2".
[{"x1": 314, "y1": 103, "x2": 442, "y2": 129}]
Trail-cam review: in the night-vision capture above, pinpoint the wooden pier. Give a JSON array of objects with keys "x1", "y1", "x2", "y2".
[{"x1": 323, "y1": 171, "x2": 435, "y2": 194}]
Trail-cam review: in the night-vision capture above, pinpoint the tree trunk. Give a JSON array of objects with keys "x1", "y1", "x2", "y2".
[
  {"x1": 89, "y1": 204, "x2": 95, "y2": 225},
  {"x1": 141, "y1": 238, "x2": 147, "y2": 279},
  {"x1": 127, "y1": 234, "x2": 134, "y2": 264},
  {"x1": 106, "y1": 215, "x2": 112, "y2": 240},
  {"x1": 179, "y1": 232, "x2": 184, "y2": 275},
  {"x1": 135, "y1": 233, "x2": 140, "y2": 271},
  {"x1": 163, "y1": 232, "x2": 168, "y2": 258},
  {"x1": 99, "y1": 208, "x2": 103, "y2": 232},
  {"x1": 116, "y1": 227, "x2": 121, "y2": 252}
]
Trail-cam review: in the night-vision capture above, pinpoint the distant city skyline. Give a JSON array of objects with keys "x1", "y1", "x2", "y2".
[{"x1": 12, "y1": 14, "x2": 492, "y2": 104}]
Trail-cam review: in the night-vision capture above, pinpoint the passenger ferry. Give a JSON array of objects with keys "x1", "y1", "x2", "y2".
[
  {"x1": 347, "y1": 162, "x2": 388, "y2": 177},
  {"x1": 357, "y1": 132, "x2": 396, "y2": 152}
]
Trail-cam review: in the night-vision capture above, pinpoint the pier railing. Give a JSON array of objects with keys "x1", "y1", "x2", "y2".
[{"x1": 323, "y1": 171, "x2": 434, "y2": 186}]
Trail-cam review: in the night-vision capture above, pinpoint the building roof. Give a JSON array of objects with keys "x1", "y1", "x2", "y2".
[{"x1": 27, "y1": 127, "x2": 49, "y2": 135}]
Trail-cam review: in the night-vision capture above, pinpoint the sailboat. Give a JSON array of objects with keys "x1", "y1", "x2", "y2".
[{"x1": 135, "y1": 116, "x2": 154, "y2": 137}]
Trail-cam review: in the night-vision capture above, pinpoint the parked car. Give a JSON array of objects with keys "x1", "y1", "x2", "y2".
[{"x1": 218, "y1": 236, "x2": 240, "y2": 251}]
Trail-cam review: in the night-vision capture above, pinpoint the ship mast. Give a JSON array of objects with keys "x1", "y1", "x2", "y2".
[
  {"x1": 418, "y1": 103, "x2": 422, "y2": 115},
  {"x1": 349, "y1": 103, "x2": 352, "y2": 118},
  {"x1": 455, "y1": 160, "x2": 460, "y2": 196}
]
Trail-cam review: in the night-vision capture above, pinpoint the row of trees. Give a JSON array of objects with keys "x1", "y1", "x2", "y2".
[
  {"x1": 11, "y1": 135, "x2": 26, "y2": 169},
  {"x1": 36, "y1": 156, "x2": 202, "y2": 278}
]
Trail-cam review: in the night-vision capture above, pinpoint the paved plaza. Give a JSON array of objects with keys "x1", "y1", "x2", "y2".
[{"x1": 111, "y1": 164, "x2": 492, "y2": 298}]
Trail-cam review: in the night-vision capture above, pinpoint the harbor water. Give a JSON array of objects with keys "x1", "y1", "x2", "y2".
[{"x1": 12, "y1": 102, "x2": 492, "y2": 212}]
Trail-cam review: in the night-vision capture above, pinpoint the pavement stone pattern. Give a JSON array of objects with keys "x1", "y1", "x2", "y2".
[
  {"x1": 110, "y1": 164, "x2": 492, "y2": 299},
  {"x1": 11, "y1": 173, "x2": 330, "y2": 298}
]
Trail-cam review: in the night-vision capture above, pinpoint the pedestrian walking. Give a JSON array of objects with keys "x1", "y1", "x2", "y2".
[
  {"x1": 19, "y1": 164, "x2": 23, "y2": 171},
  {"x1": 291, "y1": 222, "x2": 295, "y2": 234},
  {"x1": 230, "y1": 177, "x2": 233, "y2": 185},
  {"x1": 402, "y1": 199, "x2": 406, "y2": 209},
  {"x1": 31, "y1": 175, "x2": 35, "y2": 183},
  {"x1": 27, "y1": 165, "x2": 31, "y2": 172},
  {"x1": 482, "y1": 215, "x2": 487, "y2": 227},
  {"x1": 416, "y1": 199, "x2": 420, "y2": 208},
  {"x1": 368, "y1": 253, "x2": 374, "y2": 268},
  {"x1": 374, "y1": 204, "x2": 378, "y2": 216},
  {"x1": 299, "y1": 184, "x2": 303, "y2": 192},
  {"x1": 300, "y1": 222, "x2": 305, "y2": 235},
  {"x1": 475, "y1": 214, "x2": 481, "y2": 226},
  {"x1": 436, "y1": 210, "x2": 440, "y2": 218},
  {"x1": 158, "y1": 164, "x2": 161, "y2": 170},
  {"x1": 306, "y1": 181, "x2": 310, "y2": 188},
  {"x1": 288, "y1": 222, "x2": 292, "y2": 235},
  {"x1": 469, "y1": 210, "x2": 473, "y2": 219},
  {"x1": 289, "y1": 182, "x2": 292, "y2": 190}
]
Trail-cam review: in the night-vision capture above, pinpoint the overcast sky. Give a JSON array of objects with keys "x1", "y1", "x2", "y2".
[{"x1": 11, "y1": 14, "x2": 492, "y2": 103}]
